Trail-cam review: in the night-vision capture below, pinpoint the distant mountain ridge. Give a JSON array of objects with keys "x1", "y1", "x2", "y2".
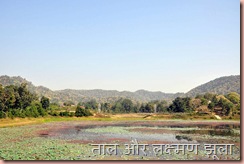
[
  {"x1": 186, "y1": 75, "x2": 240, "y2": 97},
  {"x1": 0, "y1": 75, "x2": 240, "y2": 104}
]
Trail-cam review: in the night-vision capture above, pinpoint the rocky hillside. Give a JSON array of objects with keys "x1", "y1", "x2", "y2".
[{"x1": 186, "y1": 75, "x2": 240, "y2": 97}]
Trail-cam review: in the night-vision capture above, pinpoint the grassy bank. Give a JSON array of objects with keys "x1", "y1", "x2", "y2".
[{"x1": 0, "y1": 113, "x2": 240, "y2": 128}]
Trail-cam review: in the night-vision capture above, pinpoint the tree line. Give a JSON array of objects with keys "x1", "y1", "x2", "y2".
[
  {"x1": 77, "y1": 92, "x2": 240, "y2": 116},
  {"x1": 0, "y1": 83, "x2": 240, "y2": 119}
]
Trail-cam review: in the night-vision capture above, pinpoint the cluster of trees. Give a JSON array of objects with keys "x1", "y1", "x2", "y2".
[
  {"x1": 75, "y1": 106, "x2": 92, "y2": 117},
  {"x1": 58, "y1": 107, "x2": 92, "y2": 117},
  {"x1": 0, "y1": 83, "x2": 240, "y2": 119},
  {"x1": 0, "y1": 83, "x2": 51, "y2": 118},
  {"x1": 78, "y1": 98, "x2": 168, "y2": 114},
  {"x1": 168, "y1": 92, "x2": 240, "y2": 116},
  {"x1": 0, "y1": 83, "x2": 95, "y2": 119},
  {"x1": 78, "y1": 92, "x2": 240, "y2": 117}
]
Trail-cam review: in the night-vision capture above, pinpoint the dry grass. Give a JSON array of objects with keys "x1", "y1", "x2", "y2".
[
  {"x1": 0, "y1": 113, "x2": 240, "y2": 128},
  {"x1": 0, "y1": 118, "x2": 43, "y2": 128},
  {"x1": 110, "y1": 113, "x2": 147, "y2": 118}
]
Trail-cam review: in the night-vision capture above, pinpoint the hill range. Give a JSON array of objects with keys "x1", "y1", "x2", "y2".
[{"x1": 0, "y1": 75, "x2": 240, "y2": 104}]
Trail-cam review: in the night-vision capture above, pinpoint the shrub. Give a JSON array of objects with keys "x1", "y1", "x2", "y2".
[
  {"x1": 49, "y1": 110, "x2": 59, "y2": 116},
  {"x1": 69, "y1": 112, "x2": 75, "y2": 117},
  {"x1": 8, "y1": 109, "x2": 22, "y2": 118},
  {"x1": 25, "y1": 105, "x2": 39, "y2": 118},
  {"x1": 75, "y1": 106, "x2": 92, "y2": 117},
  {"x1": 7, "y1": 109, "x2": 15, "y2": 119},
  {"x1": 0, "y1": 111, "x2": 6, "y2": 118},
  {"x1": 59, "y1": 111, "x2": 75, "y2": 117},
  {"x1": 19, "y1": 112, "x2": 26, "y2": 118},
  {"x1": 24, "y1": 108, "x2": 32, "y2": 117},
  {"x1": 59, "y1": 111, "x2": 70, "y2": 117},
  {"x1": 38, "y1": 107, "x2": 47, "y2": 117}
]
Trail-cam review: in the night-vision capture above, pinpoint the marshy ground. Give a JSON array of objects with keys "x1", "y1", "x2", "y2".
[{"x1": 0, "y1": 116, "x2": 240, "y2": 160}]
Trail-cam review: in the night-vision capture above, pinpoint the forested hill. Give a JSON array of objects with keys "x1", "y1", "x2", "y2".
[
  {"x1": 0, "y1": 75, "x2": 183, "y2": 103},
  {"x1": 186, "y1": 75, "x2": 240, "y2": 97},
  {"x1": 0, "y1": 75, "x2": 240, "y2": 104},
  {"x1": 55, "y1": 89, "x2": 184, "y2": 103},
  {"x1": 0, "y1": 75, "x2": 56, "y2": 99}
]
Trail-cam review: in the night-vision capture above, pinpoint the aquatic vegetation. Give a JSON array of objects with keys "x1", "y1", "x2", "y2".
[
  {"x1": 85, "y1": 126, "x2": 131, "y2": 134},
  {"x1": 0, "y1": 121, "x2": 240, "y2": 160}
]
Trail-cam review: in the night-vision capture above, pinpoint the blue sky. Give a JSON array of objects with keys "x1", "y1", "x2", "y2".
[{"x1": 0, "y1": 0, "x2": 240, "y2": 93}]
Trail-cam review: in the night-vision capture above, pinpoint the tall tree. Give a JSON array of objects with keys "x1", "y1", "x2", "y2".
[
  {"x1": 18, "y1": 83, "x2": 37, "y2": 109},
  {"x1": 40, "y1": 96, "x2": 50, "y2": 109},
  {"x1": 168, "y1": 97, "x2": 193, "y2": 113}
]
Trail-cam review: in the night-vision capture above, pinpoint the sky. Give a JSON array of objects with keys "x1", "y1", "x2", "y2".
[{"x1": 0, "y1": 0, "x2": 240, "y2": 93}]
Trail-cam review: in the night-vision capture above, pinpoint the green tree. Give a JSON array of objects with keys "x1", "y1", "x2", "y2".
[
  {"x1": 18, "y1": 83, "x2": 37, "y2": 109},
  {"x1": 208, "y1": 102, "x2": 215, "y2": 114},
  {"x1": 40, "y1": 96, "x2": 50, "y2": 109},
  {"x1": 139, "y1": 104, "x2": 146, "y2": 113},
  {"x1": 0, "y1": 84, "x2": 5, "y2": 112},
  {"x1": 83, "y1": 99, "x2": 97, "y2": 109},
  {"x1": 168, "y1": 97, "x2": 192, "y2": 113},
  {"x1": 4, "y1": 85, "x2": 16, "y2": 110},
  {"x1": 225, "y1": 92, "x2": 240, "y2": 104},
  {"x1": 25, "y1": 104, "x2": 39, "y2": 118},
  {"x1": 32, "y1": 101, "x2": 47, "y2": 116},
  {"x1": 218, "y1": 98, "x2": 234, "y2": 116},
  {"x1": 212, "y1": 96, "x2": 218, "y2": 104},
  {"x1": 156, "y1": 100, "x2": 168, "y2": 113},
  {"x1": 75, "y1": 106, "x2": 92, "y2": 117},
  {"x1": 133, "y1": 102, "x2": 141, "y2": 113},
  {"x1": 200, "y1": 98, "x2": 208, "y2": 105},
  {"x1": 112, "y1": 102, "x2": 123, "y2": 113},
  {"x1": 111, "y1": 98, "x2": 134, "y2": 113},
  {"x1": 145, "y1": 103, "x2": 154, "y2": 113},
  {"x1": 0, "y1": 111, "x2": 6, "y2": 118},
  {"x1": 121, "y1": 99, "x2": 133, "y2": 113}
]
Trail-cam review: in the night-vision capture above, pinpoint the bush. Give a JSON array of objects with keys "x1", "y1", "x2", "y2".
[
  {"x1": 59, "y1": 111, "x2": 70, "y2": 117},
  {"x1": 38, "y1": 107, "x2": 47, "y2": 117},
  {"x1": 0, "y1": 111, "x2": 6, "y2": 118},
  {"x1": 31, "y1": 106, "x2": 39, "y2": 117},
  {"x1": 25, "y1": 105, "x2": 39, "y2": 118},
  {"x1": 69, "y1": 112, "x2": 75, "y2": 117},
  {"x1": 7, "y1": 109, "x2": 15, "y2": 119},
  {"x1": 24, "y1": 108, "x2": 31, "y2": 117},
  {"x1": 75, "y1": 106, "x2": 92, "y2": 117},
  {"x1": 49, "y1": 110, "x2": 59, "y2": 116},
  {"x1": 7, "y1": 109, "x2": 25, "y2": 118},
  {"x1": 19, "y1": 112, "x2": 26, "y2": 118},
  {"x1": 48, "y1": 103, "x2": 60, "y2": 111},
  {"x1": 59, "y1": 111, "x2": 75, "y2": 117}
]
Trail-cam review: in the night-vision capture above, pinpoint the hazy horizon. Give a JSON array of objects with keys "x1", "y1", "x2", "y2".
[{"x1": 0, "y1": 0, "x2": 240, "y2": 93}]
